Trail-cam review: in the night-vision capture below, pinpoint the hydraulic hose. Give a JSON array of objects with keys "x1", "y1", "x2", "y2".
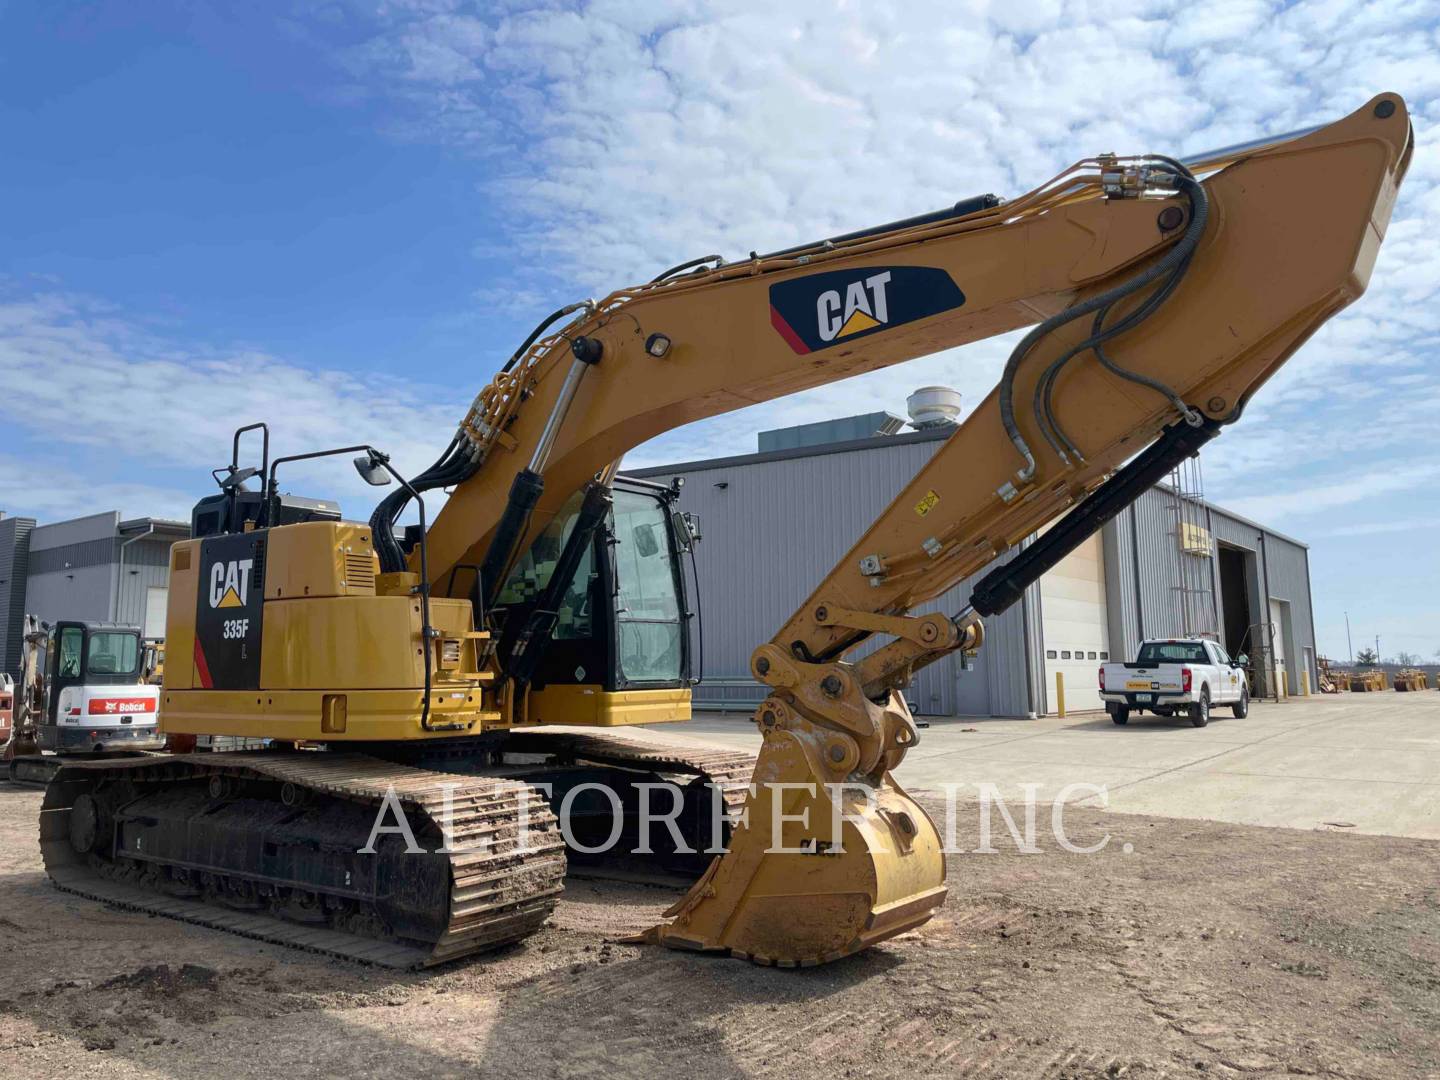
[
  {"x1": 651, "y1": 255, "x2": 724, "y2": 284},
  {"x1": 996, "y1": 157, "x2": 1209, "y2": 486},
  {"x1": 370, "y1": 435, "x2": 475, "y2": 573},
  {"x1": 1034, "y1": 161, "x2": 1209, "y2": 461},
  {"x1": 499, "y1": 300, "x2": 595, "y2": 375}
]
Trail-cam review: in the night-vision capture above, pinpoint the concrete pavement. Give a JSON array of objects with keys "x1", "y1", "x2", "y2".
[{"x1": 639, "y1": 690, "x2": 1440, "y2": 839}]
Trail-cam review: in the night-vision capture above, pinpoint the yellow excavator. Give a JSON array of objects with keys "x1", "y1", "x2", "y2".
[{"x1": 38, "y1": 94, "x2": 1410, "y2": 968}]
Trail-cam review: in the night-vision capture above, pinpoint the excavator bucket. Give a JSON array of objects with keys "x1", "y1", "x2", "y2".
[{"x1": 643, "y1": 723, "x2": 947, "y2": 967}]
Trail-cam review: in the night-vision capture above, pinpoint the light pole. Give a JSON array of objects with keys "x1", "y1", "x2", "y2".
[{"x1": 1345, "y1": 612, "x2": 1353, "y2": 664}]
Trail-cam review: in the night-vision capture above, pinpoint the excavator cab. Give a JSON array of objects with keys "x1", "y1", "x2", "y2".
[{"x1": 490, "y1": 477, "x2": 698, "y2": 707}]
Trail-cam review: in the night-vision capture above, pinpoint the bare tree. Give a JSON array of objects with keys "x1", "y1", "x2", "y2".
[{"x1": 1394, "y1": 650, "x2": 1421, "y2": 666}]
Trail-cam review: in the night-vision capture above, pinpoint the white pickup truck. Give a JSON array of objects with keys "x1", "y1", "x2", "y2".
[{"x1": 1099, "y1": 637, "x2": 1249, "y2": 727}]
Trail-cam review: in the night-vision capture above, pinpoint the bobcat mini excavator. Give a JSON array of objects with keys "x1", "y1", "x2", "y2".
[{"x1": 38, "y1": 95, "x2": 1410, "y2": 968}]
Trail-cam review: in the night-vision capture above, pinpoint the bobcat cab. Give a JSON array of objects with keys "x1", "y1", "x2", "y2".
[{"x1": 32, "y1": 620, "x2": 164, "y2": 754}]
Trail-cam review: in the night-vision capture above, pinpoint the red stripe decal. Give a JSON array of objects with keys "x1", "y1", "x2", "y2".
[
  {"x1": 193, "y1": 638, "x2": 213, "y2": 689},
  {"x1": 769, "y1": 305, "x2": 810, "y2": 355}
]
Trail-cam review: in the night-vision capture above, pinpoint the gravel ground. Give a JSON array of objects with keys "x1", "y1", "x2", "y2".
[{"x1": 0, "y1": 779, "x2": 1437, "y2": 1079}]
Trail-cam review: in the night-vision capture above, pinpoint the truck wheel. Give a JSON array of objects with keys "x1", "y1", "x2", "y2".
[
  {"x1": 1231, "y1": 688, "x2": 1249, "y2": 719},
  {"x1": 1189, "y1": 690, "x2": 1210, "y2": 728},
  {"x1": 1110, "y1": 704, "x2": 1130, "y2": 726}
]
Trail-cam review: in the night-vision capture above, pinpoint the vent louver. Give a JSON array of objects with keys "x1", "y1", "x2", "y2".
[{"x1": 343, "y1": 552, "x2": 377, "y2": 594}]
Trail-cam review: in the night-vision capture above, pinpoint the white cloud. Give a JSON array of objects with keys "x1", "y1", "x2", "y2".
[
  {"x1": 0, "y1": 288, "x2": 466, "y2": 521},
  {"x1": 0, "y1": 456, "x2": 196, "y2": 523},
  {"x1": 1221, "y1": 461, "x2": 1440, "y2": 523},
  {"x1": 317, "y1": 0, "x2": 1440, "y2": 499},
  {"x1": 7, "y1": 0, "x2": 1440, "y2": 573},
  {"x1": 1325, "y1": 517, "x2": 1440, "y2": 538}
]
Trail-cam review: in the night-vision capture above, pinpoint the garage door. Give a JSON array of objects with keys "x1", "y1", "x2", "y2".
[
  {"x1": 144, "y1": 586, "x2": 169, "y2": 638},
  {"x1": 1039, "y1": 531, "x2": 1109, "y2": 712}
]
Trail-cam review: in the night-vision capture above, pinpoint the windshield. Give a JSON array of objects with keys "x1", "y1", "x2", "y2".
[
  {"x1": 1136, "y1": 641, "x2": 1208, "y2": 664},
  {"x1": 88, "y1": 631, "x2": 140, "y2": 675},
  {"x1": 494, "y1": 491, "x2": 595, "y2": 641}
]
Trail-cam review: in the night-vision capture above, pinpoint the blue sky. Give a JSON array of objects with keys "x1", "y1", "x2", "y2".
[{"x1": 0, "y1": 1, "x2": 1437, "y2": 662}]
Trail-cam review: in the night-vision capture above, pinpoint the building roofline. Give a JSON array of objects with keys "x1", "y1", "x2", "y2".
[
  {"x1": 627, "y1": 430, "x2": 1308, "y2": 550},
  {"x1": 624, "y1": 425, "x2": 952, "y2": 478},
  {"x1": 119, "y1": 517, "x2": 190, "y2": 535}
]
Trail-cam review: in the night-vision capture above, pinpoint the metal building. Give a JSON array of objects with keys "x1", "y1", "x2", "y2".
[
  {"x1": 0, "y1": 511, "x2": 190, "y2": 676},
  {"x1": 627, "y1": 413, "x2": 1316, "y2": 718}
]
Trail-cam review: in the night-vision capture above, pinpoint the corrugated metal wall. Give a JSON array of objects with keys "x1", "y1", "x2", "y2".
[
  {"x1": 629, "y1": 431, "x2": 1039, "y2": 718},
  {"x1": 1101, "y1": 486, "x2": 1315, "y2": 690},
  {"x1": 6, "y1": 514, "x2": 185, "y2": 650},
  {"x1": 25, "y1": 565, "x2": 115, "y2": 625},
  {"x1": 0, "y1": 516, "x2": 36, "y2": 677},
  {"x1": 29, "y1": 511, "x2": 121, "y2": 551},
  {"x1": 115, "y1": 538, "x2": 175, "y2": 631},
  {"x1": 1101, "y1": 506, "x2": 1142, "y2": 662},
  {"x1": 634, "y1": 440, "x2": 1313, "y2": 717},
  {"x1": 25, "y1": 513, "x2": 123, "y2": 629}
]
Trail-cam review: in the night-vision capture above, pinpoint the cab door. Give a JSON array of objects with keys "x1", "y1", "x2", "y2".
[
  {"x1": 48, "y1": 623, "x2": 87, "y2": 723},
  {"x1": 1211, "y1": 642, "x2": 1239, "y2": 702},
  {"x1": 489, "y1": 479, "x2": 692, "y2": 693}
]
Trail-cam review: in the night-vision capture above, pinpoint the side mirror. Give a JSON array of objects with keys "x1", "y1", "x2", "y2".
[
  {"x1": 672, "y1": 510, "x2": 701, "y2": 549},
  {"x1": 353, "y1": 453, "x2": 393, "y2": 486},
  {"x1": 1237, "y1": 653, "x2": 1249, "y2": 666}
]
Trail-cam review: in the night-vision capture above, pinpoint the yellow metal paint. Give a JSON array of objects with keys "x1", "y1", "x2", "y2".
[
  {"x1": 528, "y1": 684, "x2": 690, "y2": 726},
  {"x1": 1055, "y1": 671, "x2": 1066, "y2": 718},
  {"x1": 162, "y1": 523, "x2": 689, "y2": 738},
  {"x1": 164, "y1": 540, "x2": 200, "y2": 691},
  {"x1": 161, "y1": 687, "x2": 500, "y2": 741},
  {"x1": 263, "y1": 521, "x2": 378, "y2": 599},
  {"x1": 259, "y1": 595, "x2": 478, "y2": 690},
  {"x1": 646, "y1": 726, "x2": 948, "y2": 965}
]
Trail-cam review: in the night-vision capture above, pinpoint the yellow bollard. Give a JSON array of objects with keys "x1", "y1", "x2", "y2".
[
  {"x1": 1055, "y1": 671, "x2": 1066, "y2": 718},
  {"x1": 1302, "y1": 669, "x2": 1310, "y2": 696}
]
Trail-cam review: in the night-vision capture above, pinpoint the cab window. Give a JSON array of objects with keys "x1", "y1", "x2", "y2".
[
  {"x1": 612, "y1": 490, "x2": 682, "y2": 683},
  {"x1": 57, "y1": 627, "x2": 84, "y2": 678},
  {"x1": 88, "y1": 632, "x2": 140, "y2": 675},
  {"x1": 1136, "y1": 641, "x2": 1208, "y2": 664}
]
